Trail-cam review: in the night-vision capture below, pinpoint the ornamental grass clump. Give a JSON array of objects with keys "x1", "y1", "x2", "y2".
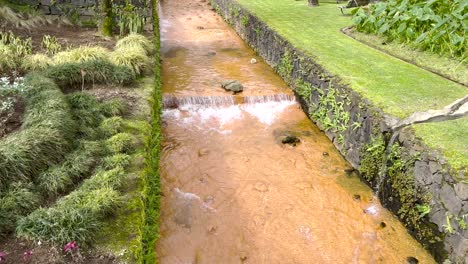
[
  {"x1": 110, "y1": 46, "x2": 150, "y2": 76},
  {"x1": 116, "y1": 33, "x2": 153, "y2": 55},
  {"x1": 0, "y1": 182, "x2": 40, "y2": 234},
  {"x1": 106, "y1": 132, "x2": 134, "y2": 154},
  {"x1": 66, "y1": 92, "x2": 105, "y2": 138},
  {"x1": 0, "y1": 74, "x2": 75, "y2": 188},
  {"x1": 22, "y1": 54, "x2": 52, "y2": 72},
  {"x1": 53, "y1": 46, "x2": 109, "y2": 65},
  {"x1": 16, "y1": 167, "x2": 125, "y2": 244},
  {"x1": 37, "y1": 140, "x2": 104, "y2": 196},
  {"x1": 100, "y1": 116, "x2": 125, "y2": 137},
  {"x1": 102, "y1": 153, "x2": 132, "y2": 170},
  {"x1": 100, "y1": 97, "x2": 127, "y2": 117},
  {"x1": 44, "y1": 58, "x2": 135, "y2": 89}
]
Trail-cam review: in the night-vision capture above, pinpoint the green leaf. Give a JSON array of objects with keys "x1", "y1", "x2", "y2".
[
  {"x1": 398, "y1": 22, "x2": 407, "y2": 33},
  {"x1": 415, "y1": 32, "x2": 428, "y2": 43},
  {"x1": 378, "y1": 23, "x2": 390, "y2": 34}
]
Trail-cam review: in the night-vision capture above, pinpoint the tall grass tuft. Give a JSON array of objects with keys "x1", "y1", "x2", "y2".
[
  {"x1": 22, "y1": 54, "x2": 53, "y2": 72},
  {"x1": 100, "y1": 98, "x2": 128, "y2": 117},
  {"x1": 37, "y1": 141, "x2": 104, "y2": 196},
  {"x1": 67, "y1": 92, "x2": 105, "y2": 138},
  {"x1": 17, "y1": 167, "x2": 125, "y2": 244},
  {"x1": 110, "y1": 46, "x2": 150, "y2": 76},
  {"x1": 53, "y1": 46, "x2": 109, "y2": 65},
  {"x1": 0, "y1": 182, "x2": 41, "y2": 235},
  {"x1": 116, "y1": 33, "x2": 153, "y2": 55}
]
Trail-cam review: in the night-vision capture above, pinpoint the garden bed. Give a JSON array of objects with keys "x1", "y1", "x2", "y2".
[{"x1": 0, "y1": 8, "x2": 158, "y2": 261}]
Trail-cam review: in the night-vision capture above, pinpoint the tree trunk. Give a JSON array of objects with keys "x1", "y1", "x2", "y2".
[
  {"x1": 308, "y1": 0, "x2": 319, "y2": 6},
  {"x1": 101, "y1": 0, "x2": 113, "y2": 36}
]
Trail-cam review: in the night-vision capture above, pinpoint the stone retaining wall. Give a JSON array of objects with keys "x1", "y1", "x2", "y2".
[
  {"x1": 210, "y1": 0, "x2": 467, "y2": 262},
  {"x1": 7, "y1": 0, "x2": 147, "y2": 19}
]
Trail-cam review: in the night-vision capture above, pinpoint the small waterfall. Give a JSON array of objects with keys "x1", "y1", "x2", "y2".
[
  {"x1": 243, "y1": 94, "x2": 296, "y2": 104},
  {"x1": 163, "y1": 94, "x2": 296, "y2": 109},
  {"x1": 374, "y1": 131, "x2": 399, "y2": 198},
  {"x1": 163, "y1": 95, "x2": 236, "y2": 109}
]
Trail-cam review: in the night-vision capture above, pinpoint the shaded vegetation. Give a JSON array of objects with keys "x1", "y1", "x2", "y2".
[{"x1": 353, "y1": 0, "x2": 467, "y2": 58}]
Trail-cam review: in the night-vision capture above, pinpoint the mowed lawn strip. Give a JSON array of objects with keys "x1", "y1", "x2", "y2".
[{"x1": 234, "y1": 0, "x2": 467, "y2": 173}]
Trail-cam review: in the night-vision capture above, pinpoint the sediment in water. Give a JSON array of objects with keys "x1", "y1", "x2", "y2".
[{"x1": 210, "y1": 0, "x2": 467, "y2": 262}]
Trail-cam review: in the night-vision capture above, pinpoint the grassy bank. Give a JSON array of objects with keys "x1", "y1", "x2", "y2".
[
  {"x1": 231, "y1": 0, "x2": 467, "y2": 175},
  {"x1": 140, "y1": 0, "x2": 162, "y2": 262}
]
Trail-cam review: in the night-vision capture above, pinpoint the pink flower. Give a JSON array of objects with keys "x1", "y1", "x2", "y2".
[
  {"x1": 22, "y1": 250, "x2": 32, "y2": 262},
  {"x1": 0, "y1": 252, "x2": 6, "y2": 262},
  {"x1": 64, "y1": 241, "x2": 78, "y2": 253}
]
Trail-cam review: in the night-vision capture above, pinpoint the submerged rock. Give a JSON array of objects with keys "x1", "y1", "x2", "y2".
[
  {"x1": 281, "y1": 135, "x2": 300, "y2": 146},
  {"x1": 406, "y1": 256, "x2": 419, "y2": 264},
  {"x1": 352, "y1": 194, "x2": 361, "y2": 201},
  {"x1": 221, "y1": 80, "x2": 244, "y2": 93}
]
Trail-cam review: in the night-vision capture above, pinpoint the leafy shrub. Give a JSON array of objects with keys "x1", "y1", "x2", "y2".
[
  {"x1": 100, "y1": 98, "x2": 127, "y2": 117},
  {"x1": 0, "y1": 182, "x2": 40, "y2": 235},
  {"x1": 106, "y1": 133, "x2": 134, "y2": 154},
  {"x1": 41, "y1": 35, "x2": 62, "y2": 56},
  {"x1": 22, "y1": 54, "x2": 53, "y2": 72},
  {"x1": 353, "y1": 0, "x2": 467, "y2": 58},
  {"x1": 37, "y1": 141, "x2": 104, "y2": 196},
  {"x1": 53, "y1": 46, "x2": 109, "y2": 64},
  {"x1": 114, "y1": 4, "x2": 146, "y2": 36},
  {"x1": 44, "y1": 58, "x2": 136, "y2": 89},
  {"x1": 110, "y1": 46, "x2": 150, "y2": 76},
  {"x1": 0, "y1": 32, "x2": 32, "y2": 79},
  {"x1": 116, "y1": 33, "x2": 153, "y2": 55},
  {"x1": 100, "y1": 116, "x2": 125, "y2": 137}
]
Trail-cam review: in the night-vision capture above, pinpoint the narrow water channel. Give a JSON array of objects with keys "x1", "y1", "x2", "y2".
[{"x1": 157, "y1": 0, "x2": 436, "y2": 263}]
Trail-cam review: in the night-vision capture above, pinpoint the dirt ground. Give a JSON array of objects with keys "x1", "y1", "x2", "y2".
[
  {"x1": 0, "y1": 95, "x2": 24, "y2": 139},
  {"x1": 7, "y1": 22, "x2": 116, "y2": 52},
  {"x1": 0, "y1": 237, "x2": 116, "y2": 264}
]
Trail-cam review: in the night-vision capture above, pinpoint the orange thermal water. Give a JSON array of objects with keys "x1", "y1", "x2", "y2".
[{"x1": 157, "y1": 0, "x2": 436, "y2": 263}]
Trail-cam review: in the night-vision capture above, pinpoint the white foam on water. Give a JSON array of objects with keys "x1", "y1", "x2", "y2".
[
  {"x1": 163, "y1": 100, "x2": 297, "y2": 130},
  {"x1": 174, "y1": 188, "x2": 216, "y2": 212},
  {"x1": 364, "y1": 204, "x2": 379, "y2": 216},
  {"x1": 242, "y1": 101, "x2": 296, "y2": 125}
]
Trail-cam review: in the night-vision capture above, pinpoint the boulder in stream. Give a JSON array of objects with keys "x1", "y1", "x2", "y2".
[
  {"x1": 281, "y1": 135, "x2": 301, "y2": 146},
  {"x1": 221, "y1": 80, "x2": 244, "y2": 93}
]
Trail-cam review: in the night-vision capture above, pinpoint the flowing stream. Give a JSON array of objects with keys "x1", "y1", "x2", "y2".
[{"x1": 157, "y1": 0, "x2": 436, "y2": 263}]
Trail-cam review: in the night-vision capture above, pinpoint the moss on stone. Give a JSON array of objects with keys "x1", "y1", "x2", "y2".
[
  {"x1": 359, "y1": 135, "x2": 385, "y2": 182},
  {"x1": 387, "y1": 143, "x2": 444, "y2": 248}
]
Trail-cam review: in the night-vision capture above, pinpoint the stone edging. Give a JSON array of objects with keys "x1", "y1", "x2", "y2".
[{"x1": 210, "y1": 0, "x2": 467, "y2": 262}]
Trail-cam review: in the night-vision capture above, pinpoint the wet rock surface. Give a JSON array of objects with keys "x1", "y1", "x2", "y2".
[
  {"x1": 280, "y1": 135, "x2": 300, "y2": 146},
  {"x1": 221, "y1": 80, "x2": 244, "y2": 93}
]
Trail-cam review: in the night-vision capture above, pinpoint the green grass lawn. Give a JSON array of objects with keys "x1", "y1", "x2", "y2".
[{"x1": 233, "y1": 0, "x2": 467, "y2": 174}]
